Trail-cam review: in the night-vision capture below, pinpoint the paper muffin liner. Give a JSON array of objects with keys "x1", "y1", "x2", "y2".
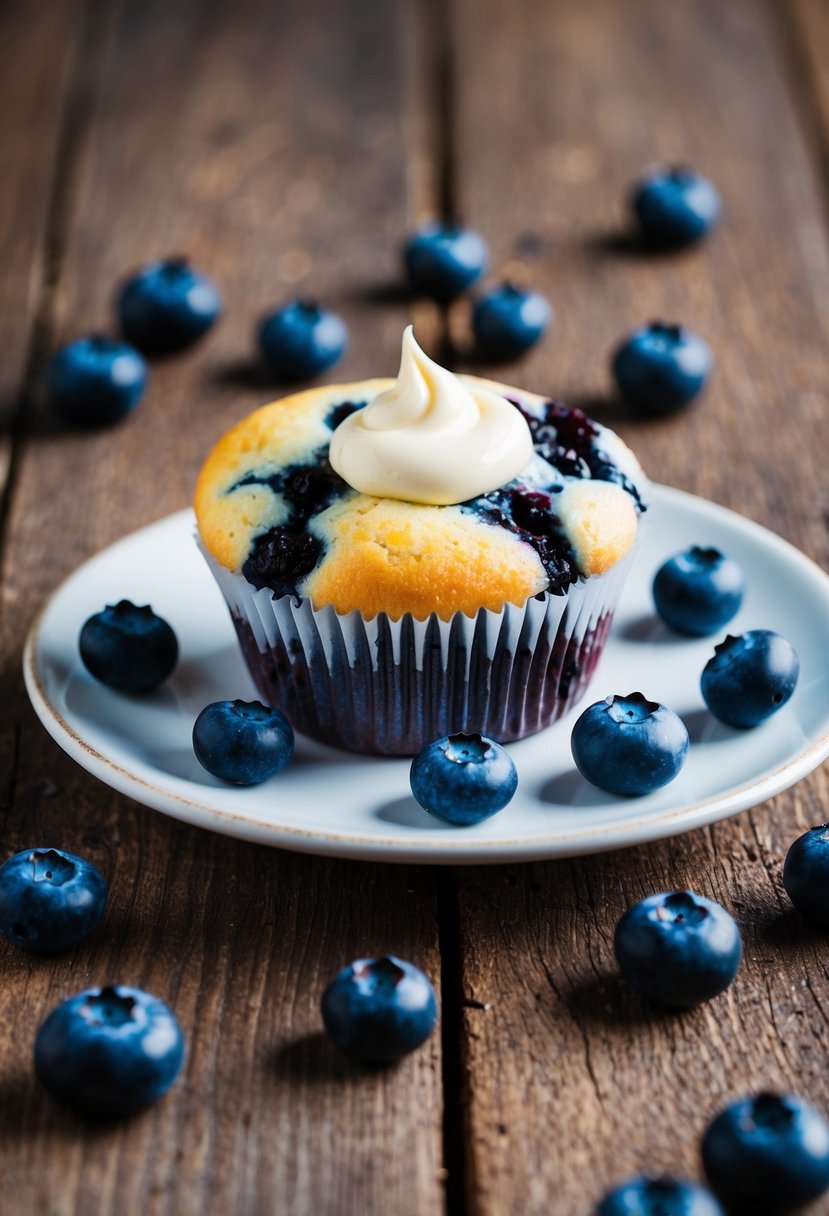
[{"x1": 199, "y1": 540, "x2": 636, "y2": 756}]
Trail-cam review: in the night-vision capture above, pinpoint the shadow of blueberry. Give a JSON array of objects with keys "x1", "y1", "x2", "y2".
[{"x1": 270, "y1": 1032, "x2": 389, "y2": 1083}]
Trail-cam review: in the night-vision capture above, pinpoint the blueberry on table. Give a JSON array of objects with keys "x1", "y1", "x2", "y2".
[
  {"x1": 472, "y1": 282, "x2": 552, "y2": 361},
  {"x1": 192, "y1": 699, "x2": 294, "y2": 785},
  {"x1": 117, "y1": 257, "x2": 222, "y2": 354},
  {"x1": 652, "y1": 546, "x2": 745, "y2": 636},
  {"x1": 612, "y1": 323, "x2": 712, "y2": 416},
  {"x1": 596, "y1": 1173, "x2": 725, "y2": 1216},
  {"x1": 614, "y1": 890, "x2": 742, "y2": 1009},
  {"x1": 702, "y1": 1093, "x2": 829, "y2": 1215},
  {"x1": 49, "y1": 336, "x2": 147, "y2": 427},
  {"x1": 321, "y1": 955, "x2": 437, "y2": 1064},
  {"x1": 701, "y1": 629, "x2": 799, "y2": 728},
  {"x1": 0, "y1": 848, "x2": 107, "y2": 953},
  {"x1": 79, "y1": 600, "x2": 178, "y2": 693},
  {"x1": 404, "y1": 222, "x2": 488, "y2": 301},
  {"x1": 570, "y1": 693, "x2": 689, "y2": 797},
  {"x1": 783, "y1": 825, "x2": 829, "y2": 926},
  {"x1": 632, "y1": 165, "x2": 721, "y2": 250},
  {"x1": 409, "y1": 732, "x2": 518, "y2": 826},
  {"x1": 35, "y1": 984, "x2": 185, "y2": 1118},
  {"x1": 258, "y1": 299, "x2": 347, "y2": 380}
]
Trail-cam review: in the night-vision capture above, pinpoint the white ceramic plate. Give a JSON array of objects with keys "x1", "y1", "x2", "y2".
[{"x1": 23, "y1": 486, "x2": 829, "y2": 864}]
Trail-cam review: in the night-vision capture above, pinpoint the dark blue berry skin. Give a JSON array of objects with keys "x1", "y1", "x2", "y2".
[
  {"x1": 118, "y1": 258, "x2": 221, "y2": 354},
  {"x1": 49, "y1": 336, "x2": 147, "y2": 427},
  {"x1": 597, "y1": 1174, "x2": 725, "y2": 1216},
  {"x1": 0, "y1": 848, "x2": 107, "y2": 953},
  {"x1": 701, "y1": 630, "x2": 799, "y2": 728},
  {"x1": 192, "y1": 699, "x2": 294, "y2": 785},
  {"x1": 404, "y1": 223, "x2": 488, "y2": 301},
  {"x1": 259, "y1": 300, "x2": 347, "y2": 381},
  {"x1": 614, "y1": 891, "x2": 742, "y2": 1009},
  {"x1": 652, "y1": 546, "x2": 745, "y2": 637},
  {"x1": 571, "y1": 693, "x2": 689, "y2": 797},
  {"x1": 472, "y1": 282, "x2": 552, "y2": 361},
  {"x1": 612, "y1": 323, "x2": 712, "y2": 416},
  {"x1": 321, "y1": 956, "x2": 438, "y2": 1064},
  {"x1": 35, "y1": 985, "x2": 185, "y2": 1118},
  {"x1": 632, "y1": 166, "x2": 721, "y2": 250},
  {"x1": 783, "y1": 825, "x2": 829, "y2": 926},
  {"x1": 79, "y1": 600, "x2": 178, "y2": 694},
  {"x1": 702, "y1": 1093, "x2": 829, "y2": 1215},
  {"x1": 409, "y1": 733, "x2": 518, "y2": 826}
]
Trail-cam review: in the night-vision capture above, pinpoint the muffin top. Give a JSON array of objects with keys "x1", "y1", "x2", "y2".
[{"x1": 195, "y1": 331, "x2": 647, "y2": 620}]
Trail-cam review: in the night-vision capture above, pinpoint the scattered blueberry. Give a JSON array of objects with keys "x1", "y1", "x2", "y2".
[
  {"x1": 702, "y1": 1093, "x2": 829, "y2": 1215},
  {"x1": 472, "y1": 282, "x2": 552, "y2": 361},
  {"x1": 700, "y1": 630, "x2": 799, "y2": 728},
  {"x1": 612, "y1": 323, "x2": 712, "y2": 416},
  {"x1": 321, "y1": 955, "x2": 438, "y2": 1064},
  {"x1": 0, "y1": 848, "x2": 107, "y2": 953},
  {"x1": 571, "y1": 693, "x2": 689, "y2": 797},
  {"x1": 632, "y1": 166, "x2": 721, "y2": 250},
  {"x1": 35, "y1": 984, "x2": 185, "y2": 1118},
  {"x1": 614, "y1": 890, "x2": 742, "y2": 1008},
  {"x1": 404, "y1": 223, "x2": 488, "y2": 301},
  {"x1": 652, "y1": 546, "x2": 745, "y2": 636},
  {"x1": 783, "y1": 825, "x2": 829, "y2": 926},
  {"x1": 258, "y1": 299, "x2": 347, "y2": 380},
  {"x1": 192, "y1": 699, "x2": 294, "y2": 785},
  {"x1": 117, "y1": 257, "x2": 222, "y2": 354},
  {"x1": 79, "y1": 600, "x2": 178, "y2": 693},
  {"x1": 596, "y1": 1173, "x2": 725, "y2": 1216},
  {"x1": 49, "y1": 336, "x2": 147, "y2": 427},
  {"x1": 409, "y1": 732, "x2": 518, "y2": 826}
]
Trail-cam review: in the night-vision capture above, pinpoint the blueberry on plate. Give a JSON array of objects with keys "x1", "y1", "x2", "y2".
[
  {"x1": 783, "y1": 825, "x2": 829, "y2": 926},
  {"x1": 571, "y1": 693, "x2": 689, "y2": 797},
  {"x1": 192, "y1": 699, "x2": 294, "y2": 785},
  {"x1": 79, "y1": 600, "x2": 178, "y2": 693},
  {"x1": 117, "y1": 257, "x2": 222, "y2": 354},
  {"x1": 652, "y1": 546, "x2": 745, "y2": 636},
  {"x1": 632, "y1": 165, "x2": 721, "y2": 250},
  {"x1": 49, "y1": 336, "x2": 147, "y2": 427},
  {"x1": 0, "y1": 848, "x2": 107, "y2": 953},
  {"x1": 701, "y1": 630, "x2": 799, "y2": 728},
  {"x1": 596, "y1": 1173, "x2": 725, "y2": 1215},
  {"x1": 35, "y1": 984, "x2": 185, "y2": 1118},
  {"x1": 404, "y1": 223, "x2": 488, "y2": 301},
  {"x1": 614, "y1": 890, "x2": 742, "y2": 1008},
  {"x1": 321, "y1": 955, "x2": 438, "y2": 1064},
  {"x1": 612, "y1": 323, "x2": 712, "y2": 416},
  {"x1": 409, "y1": 732, "x2": 518, "y2": 826},
  {"x1": 259, "y1": 299, "x2": 347, "y2": 381},
  {"x1": 702, "y1": 1093, "x2": 829, "y2": 1215},
  {"x1": 472, "y1": 282, "x2": 552, "y2": 361}
]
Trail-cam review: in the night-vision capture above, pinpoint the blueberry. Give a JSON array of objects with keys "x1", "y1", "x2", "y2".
[
  {"x1": 632, "y1": 166, "x2": 721, "y2": 250},
  {"x1": 259, "y1": 299, "x2": 347, "y2": 380},
  {"x1": 79, "y1": 600, "x2": 178, "y2": 693},
  {"x1": 596, "y1": 1174, "x2": 725, "y2": 1215},
  {"x1": 192, "y1": 699, "x2": 294, "y2": 785},
  {"x1": 321, "y1": 955, "x2": 437, "y2": 1064},
  {"x1": 35, "y1": 984, "x2": 185, "y2": 1118},
  {"x1": 614, "y1": 890, "x2": 742, "y2": 1008},
  {"x1": 653, "y1": 546, "x2": 745, "y2": 636},
  {"x1": 472, "y1": 282, "x2": 552, "y2": 360},
  {"x1": 702, "y1": 1093, "x2": 829, "y2": 1215},
  {"x1": 612, "y1": 323, "x2": 712, "y2": 416},
  {"x1": 0, "y1": 848, "x2": 107, "y2": 953},
  {"x1": 409, "y1": 732, "x2": 518, "y2": 826},
  {"x1": 783, "y1": 825, "x2": 829, "y2": 926},
  {"x1": 701, "y1": 630, "x2": 799, "y2": 728},
  {"x1": 404, "y1": 223, "x2": 488, "y2": 301},
  {"x1": 571, "y1": 693, "x2": 689, "y2": 797},
  {"x1": 117, "y1": 257, "x2": 221, "y2": 354},
  {"x1": 49, "y1": 336, "x2": 147, "y2": 427}
]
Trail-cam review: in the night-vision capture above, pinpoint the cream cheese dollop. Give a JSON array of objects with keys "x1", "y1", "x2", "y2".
[{"x1": 328, "y1": 327, "x2": 533, "y2": 505}]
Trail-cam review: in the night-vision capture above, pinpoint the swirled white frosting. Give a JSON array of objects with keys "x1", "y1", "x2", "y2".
[{"x1": 328, "y1": 327, "x2": 533, "y2": 505}]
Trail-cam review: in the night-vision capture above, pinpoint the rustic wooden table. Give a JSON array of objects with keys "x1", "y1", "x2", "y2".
[{"x1": 2, "y1": 0, "x2": 829, "y2": 1212}]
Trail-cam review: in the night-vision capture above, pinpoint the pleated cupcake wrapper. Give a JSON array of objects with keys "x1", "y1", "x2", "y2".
[{"x1": 199, "y1": 540, "x2": 634, "y2": 755}]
